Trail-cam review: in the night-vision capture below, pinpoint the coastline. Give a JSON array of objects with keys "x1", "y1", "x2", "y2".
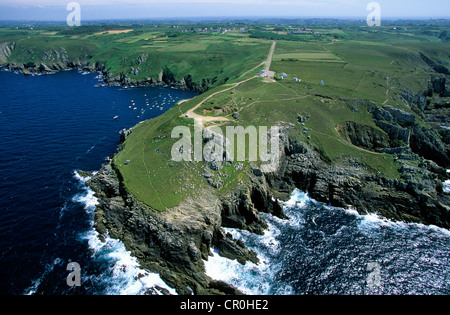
[
  {"x1": 2, "y1": 48, "x2": 449, "y2": 295},
  {"x1": 0, "y1": 61, "x2": 209, "y2": 92},
  {"x1": 84, "y1": 122, "x2": 450, "y2": 295}
]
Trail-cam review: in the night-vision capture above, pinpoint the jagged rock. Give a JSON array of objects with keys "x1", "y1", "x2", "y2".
[
  {"x1": 87, "y1": 120, "x2": 450, "y2": 296},
  {"x1": 0, "y1": 42, "x2": 15, "y2": 64},
  {"x1": 410, "y1": 126, "x2": 450, "y2": 167},
  {"x1": 119, "y1": 128, "x2": 133, "y2": 143},
  {"x1": 336, "y1": 121, "x2": 390, "y2": 152},
  {"x1": 428, "y1": 76, "x2": 449, "y2": 97}
]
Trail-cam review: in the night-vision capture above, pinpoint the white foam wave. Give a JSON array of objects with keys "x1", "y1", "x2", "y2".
[
  {"x1": 73, "y1": 171, "x2": 177, "y2": 295},
  {"x1": 205, "y1": 187, "x2": 450, "y2": 295},
  {"x1": 204, "y1": 248, "x2": 274, "y2": 295},
  {"x1": 25, "y1": 257, "x2": 63, "y2": 295},
  {"x1": 444, "y1": 180, "x2": 450, "y2": 193}
]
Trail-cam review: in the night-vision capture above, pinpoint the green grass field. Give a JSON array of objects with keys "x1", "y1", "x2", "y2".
[
  {"x1": 0, "y1": 24, "x2": 272, "y2": 89},
  {"x1": 1, "y1": 21, "x2": 449, "y2": 211}
]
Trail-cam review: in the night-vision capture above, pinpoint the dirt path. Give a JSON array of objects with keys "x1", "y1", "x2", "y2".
[
  {"x1": 181, "y1": 40, "x2": 277, "y2": 123},
  {"x1": 182, "y1": 75, "x2": 257, "y2": 122},
  {"x1": 263, "y1": 40, "x2": 276, "y2": 77}
]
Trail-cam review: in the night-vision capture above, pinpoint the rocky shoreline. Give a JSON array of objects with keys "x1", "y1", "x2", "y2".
[
  {"x1": 83, "y1": 74, "x2": 450, "y2": 295},
  {"x1": 6, "y1": 38, "x2": 448, "y2": 294},
  {"x1": 0, "y1": 55, "x2": 210, "y2": 92},
  {"x1": 84, "y1": 118, "x2": 450, "y2": 295}
]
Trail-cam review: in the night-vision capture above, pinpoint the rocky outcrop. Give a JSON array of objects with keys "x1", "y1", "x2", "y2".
[
  {"x1": 86, "y1": 120, "x2": 450, "y2": 295},
  {"x1": 0, "y1": 42, "x2": 15, "y2": 64},
  {"x1": 370, "y1": 103, "x2": 450, "y2": 168},
  {"x1": 336, "y1": 121, "x2": 390, "y2": 152},
  {"x1": 419, "y1": 52, "x2": 450, "y2": 75},
  {"x1": 86, "y1": 158, "x2": 283, "y2": 295}
]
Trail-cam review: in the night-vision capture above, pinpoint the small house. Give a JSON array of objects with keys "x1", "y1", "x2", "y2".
[
  {"x1": 258, "y1": 70, "x2": 268, "y2": 77},
  {"x1": 280, "y1": 73, "x2": 288, "y2": 79}
]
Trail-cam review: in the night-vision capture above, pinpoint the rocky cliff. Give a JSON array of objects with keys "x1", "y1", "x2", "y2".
[
  {"x1": 0, "y1": 42, "x2": 211, "y2": 92},
  {"x1": 86, "y1": 161, "x2": 276, "y2": 295},
  {"x1": 85, "y1": 115, "x2": 450, "y2": 295}
]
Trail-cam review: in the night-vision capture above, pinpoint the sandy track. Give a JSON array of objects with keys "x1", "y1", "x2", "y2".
[{"x1": 181, "y1": 40, "x2": 276, "y2": 123}]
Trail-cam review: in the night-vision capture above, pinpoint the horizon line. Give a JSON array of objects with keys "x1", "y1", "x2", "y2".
[{"x1": 1, "y1": 16, "x2": 450, "y2": 23}]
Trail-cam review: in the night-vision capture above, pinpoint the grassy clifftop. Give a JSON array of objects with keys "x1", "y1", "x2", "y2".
[
  {"x1": 0, "y1": 24, "x2": 270, "y2": 89},
  {"x1": 111, "y1": 27, "x2": 450, "y2": 213},
  {"x1": 2, "y1": 22, "x2": 449, "y2": 216}
]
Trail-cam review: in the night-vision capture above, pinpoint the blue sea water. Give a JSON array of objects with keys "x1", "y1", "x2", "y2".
[
  {"x1": 0, "y1": 69, "x2": 197, "y2": 294},
  {"x1": 205, "y1": 190, "x2": 450, "y2": 295}
]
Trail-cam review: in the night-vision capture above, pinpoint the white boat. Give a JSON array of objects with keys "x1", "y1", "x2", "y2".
[{"x1": 113, "y1": 116, "x2": 119, "y2": 120}]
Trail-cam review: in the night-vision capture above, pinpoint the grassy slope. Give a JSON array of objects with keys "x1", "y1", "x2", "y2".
[
  {"x1": 114, "y1": 27, "x2": 450, "y2": 211},
  {"x1": 2, "y1": 24, "x2": 449, "y2": 211},
  {"x1": 0, "y1": 27, "x2": 270, "y2": 88}
]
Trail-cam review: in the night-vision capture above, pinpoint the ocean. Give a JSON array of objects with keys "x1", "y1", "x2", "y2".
[
  {"x1": 204, "y1": 190, "x2": 450, "y2": 295},
  {"x1": 1, "y1": 69, "x2": 449, "y2": 295},
  {"x1": 0, "y1": 69, "x2": 196, "y2": 294}
]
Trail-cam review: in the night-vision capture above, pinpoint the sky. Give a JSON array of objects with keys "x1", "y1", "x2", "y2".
[{"x1": 0, "y1": 0, "x2": 448, "y2": 21}]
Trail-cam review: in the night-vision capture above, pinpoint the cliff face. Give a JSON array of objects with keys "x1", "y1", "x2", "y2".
[
  {"x1": 87, "y1": 163, "x2": 270, "y2": 295},
  {"x1": 0, "y1": 43, "x2": 210, "y2": 92},
  {"x1": 86, "y1": 120, "x2": 450, "y2": 295},
  {"x1": 0, "y1": 42, "x2": 15, "y2": 64}
]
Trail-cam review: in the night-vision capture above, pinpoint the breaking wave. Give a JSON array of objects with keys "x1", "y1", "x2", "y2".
[
  {"x1": 205, "y1": 189, "x2": 450, "y2": 295},
  {"x1": 73, "y1": 171, "x2": 177, "y2": 295}
]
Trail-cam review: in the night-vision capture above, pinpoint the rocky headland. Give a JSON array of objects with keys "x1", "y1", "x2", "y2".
[
  {"x1": 84, "y1": 75, "x2": 450, "y2": 294},
  {"x1": 4, "y1": 38, "x2": 449, "y2": 295},
  {"x1": 0, "y1": 42, "x2": 212, "y2": 92}
]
